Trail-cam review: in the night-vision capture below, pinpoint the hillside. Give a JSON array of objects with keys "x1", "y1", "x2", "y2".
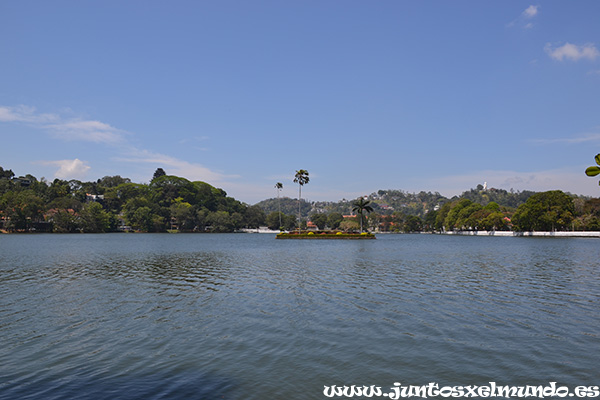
[
  {"x1": 254, "y1": 185, "x2": 540, "y2": 218},
  {"x1": 254, "y1": 197, "x2": 312, "y2": 217}
]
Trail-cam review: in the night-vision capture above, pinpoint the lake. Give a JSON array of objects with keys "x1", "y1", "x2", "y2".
[{"x1": 1, "y1": 233, "x2": 599, "y2": 399}]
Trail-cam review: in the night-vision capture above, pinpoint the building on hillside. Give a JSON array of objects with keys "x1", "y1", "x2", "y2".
[
  {"x1": 86, "y1": 193, "x2": 105, "y2": 202},
  {"x1": 12, "y1": 176, "x2": 31, "y2": 187},
  {"x1": 306, "y1": 220, "x2": 318, "y2": 230}
]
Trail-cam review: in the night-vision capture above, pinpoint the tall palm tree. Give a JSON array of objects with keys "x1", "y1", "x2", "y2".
[
  {"x1": 352, "y1": 197, "x2": 374, "y2": 233},
  {"x1": 293, "y1": 170, "x2": 309, "y2": 231},
  {"x1": 275, "y1": 182, "x2": 283, "y2": 229}
]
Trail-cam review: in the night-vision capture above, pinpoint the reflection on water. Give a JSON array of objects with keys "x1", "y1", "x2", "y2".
[{"x1": 1, "y1": 233, "x2": 599, "y2": 399}]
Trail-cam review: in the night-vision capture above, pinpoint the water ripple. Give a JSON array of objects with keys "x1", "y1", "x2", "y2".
[{"x1": 1, "y1": 234, "x2": 599, "y2": 399}]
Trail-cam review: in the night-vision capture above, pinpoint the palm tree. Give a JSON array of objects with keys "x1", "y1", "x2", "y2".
[
  {"x1": 585, "y1": 154, "x2": 600, "y2": 185},
  {"x1": 293, "y1": 170, "x2": 309, "y2": 231},
  {"x1": 352, "y1": 197, "x2": 374, "y2": 233},
  {"x1": 275, "y1": 182, "x2": 283, "y2": 230}
]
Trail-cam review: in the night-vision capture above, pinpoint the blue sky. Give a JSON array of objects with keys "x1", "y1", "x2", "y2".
[{"x1": 1, "y1": 1, "x2": 600, "y2": 204}]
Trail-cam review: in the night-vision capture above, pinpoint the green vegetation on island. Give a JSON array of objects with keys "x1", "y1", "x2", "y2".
[{"x1": 276, "y1": 231, "x2": 376, "y2": 239}]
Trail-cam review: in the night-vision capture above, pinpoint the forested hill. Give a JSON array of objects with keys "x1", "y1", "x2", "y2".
[
  {"x1": 253, "y1": 197, "x2": 312, "y2": 217},
  {"x1": 256, "y1": 186, "x2": 540, "y2": 219},
  {"x1": 0, "y1": 166, "x2": 265, "y2": 233},
  {"x1": 254, "y1": 185, "x2": 600, "y2": 233},
  {"x1": 453, "y1": 185, "x2": 537, "y2": 209}
]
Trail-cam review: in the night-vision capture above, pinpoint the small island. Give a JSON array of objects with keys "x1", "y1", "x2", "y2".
[
  {"x1": 276, "y1": 171, "x2": 376, "y2": 239},
  {"x1": 276, "y1": 231, "x2": 376, "y2": 239}
]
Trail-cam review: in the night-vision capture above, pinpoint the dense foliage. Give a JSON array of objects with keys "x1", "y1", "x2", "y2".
[
  {"x1": 0, "y1": 167, "x2": 265, "y2": 233},
  {"x1": 257, "y1": 186, "x2": 599, "y2": 233},
  {"x1": 3, "y1": 163, "x2": 600, "y2": 234},
  {"x1": 254, "y1": 197, "x2": 312, "y2": 218},
  {"x1": 431, "y1": 190, "x2": 597, "y2": 232},
  {"x1": 511, "y1": 191, "x2": 575, "y2": 232}
]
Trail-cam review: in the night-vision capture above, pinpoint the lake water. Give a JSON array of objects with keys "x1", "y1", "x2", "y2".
[{"x1": 1, "y1": 233, "x2": 599, "y2": 399}]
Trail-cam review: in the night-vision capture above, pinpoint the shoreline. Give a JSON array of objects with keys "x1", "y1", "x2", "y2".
[
  {"x1": 2, "y1": 229, "x2": 600, "y2": 238},
  {"x1": 440, "y1": 230, "x2": 600, "y2": 238}
]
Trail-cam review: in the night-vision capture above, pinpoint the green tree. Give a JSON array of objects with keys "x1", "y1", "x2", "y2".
[
  {"x1": 275, "y1": 182, "x2": 283, "y2": 229},
  {"x1": 282, "y1": 213, "x2": 297, "y2": 231},
  {"x1": 98, "y1": 175, "x2": 131, "y2": 188},
  {"x1": 484, "y1": 202, "x2": 500, "y2": 212},
  {"x1": 403, "y1": 215, "x2": 422, "y2": 232},
  {"x1": 267, "y1": 212, "x2": 296, "y2": 231},
  {"x1": 153, "y1": 168, "x2": 166, "y2": 180},
  {"x1": 391, "y1": 212, "x2": 406, "y2": 232},
  {"x1": 352, "y1": 197, "x2": 374, "y2": 233},
  {"x1": 150, "y1": 175, "x2": 196, "y2": 207},
  {"x1": 443, "y1": 199, "x2": 471, "y2": 230},
  {"x1": 310, "y1": 213, "x2": 328, "y2": 230},
  {"x1": 512, "y1": 190, "x2": 574, "y2": 231},
  {"x1": 435, "y1": 202, "x2": 452, "y2": 231},
  {"x1": 266, "y1": 211, "x2": 282, "y2": 230},
  {"x1": 244, "y1": 205, "x2": 266, "y2": 229},
  {"x1": 170, "y1": 198, "x2": 195, "y2": 231},
  {"x1": 193, "y1": 181, "x2": 218, "y2": 211},
  {"x1": 455, "y1": 203, "x2": 483, "y2": 230},
  {"x1": 47, "y1": 179, "x2": 71, "y2": 202},
  {"x1": 206, "y1": 210, "x2": 232, "y2": 232},
  {"x1": 0, "y1": 166, "x2": 15, "y2": 179},
  {"x1": 128, "y1": 206, "x2": 153, "y2": 232},
  {"x1": 1, "y1": 190, "x2": 44, "y2": 231},
  {"x1": 230, "y1": 212, "x2": 245, "y2": 231},
  {"x1": 339, "y1": 219, "x2": 360, "y2": 232},
  {"x1": 293, "y1": 169, "x2": 309, "y2": 231},
  {"x1": 49, "y1": 209, "x2": 81, "y2": 233},
  {"x1": 481, "y1": 211, "x2": 508, "y2": 231},
  {"x1": 327, "y1": 212, "x2": 344, "y2": 230},
  {"x1": 124, "y1": 197, "x2": 164, "y2": 232},
  {"x1": 80, "y1": 202, "x2": 111, "y2": 232},
  {"x1": 194, "y1": 207, "x2": 209, "y2": 231},
  {"x1": 423, "y1": 210, "x2": 438, "y2": 232}
]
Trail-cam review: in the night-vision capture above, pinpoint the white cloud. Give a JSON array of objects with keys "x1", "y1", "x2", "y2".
[
  {"x1": 530, "y1": 132, "x2": 600, "y2": 144},
  {"x1": 545, "y1": 42, "x2": 600, "y2": 62},
  {"x1": 116, "y1": 147, "x2": 239, "y2": 185},
  {"x1": 0, "y1": 105, "x2": 59, "y2": 124},
  {"x1": 508, "y1": 5, "x2": 539, "y2": 29},
  {"x1": 0, "y1": 105, "x2": 125, "y2": 144},
  {"x1": 47, "y1": 120, "x2": 125, "y2": 144},
  {"x1": 1, "y1": 104, "x2": 241, "y2": 193},
  {"x1": 523, "y1": 5, "x2": 539, "y2": 18},
  {"x1": 39, "y1": 159, "x2": 91, "y2": 180}
]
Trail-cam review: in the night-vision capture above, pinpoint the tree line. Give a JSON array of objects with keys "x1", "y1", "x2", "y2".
[
  {"x1": 377, "y1": 190, "x2": 599, "y2": 233},
  {"x1": 262, "y1": 188, "x2": 600, "y2": 233},
  {"x1": 3, "y1": 164, "x2": 600, "y2": 233},
  {"x1": 0, "y1": 167, "x2": 266, "y2": 233}
]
